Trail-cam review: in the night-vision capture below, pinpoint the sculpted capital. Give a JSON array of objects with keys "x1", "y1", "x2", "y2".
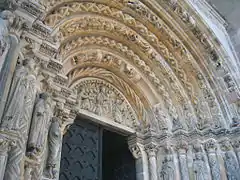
[
  {"x1": 176, "y1": 139, "x2": 188, "y2": 153},
  {"x1": 205, "y1": 139, "x2": 218, "y2": 152},
  {"x1": 129, "y1": 144, "x2": 142, "y2": 159},
  {"x1": 145, "y1": 143, "x2": 158, "y2": 157},
  {"x1": 220, "y1": 139, "x2": 233, "y2": 151}
]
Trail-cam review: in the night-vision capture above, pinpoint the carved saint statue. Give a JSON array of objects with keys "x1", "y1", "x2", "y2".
[
  {"x1": 169, "y1": 103, "x2": 183, "y2": 131},
  {"x1": 45, "y1": 117, "x2": 61, "y2": 179},
  {"x1": 27, "y1": 93, "x2": 53, "y2": 160},
  {"x1": 160, "y1": 156, "x2": 175, "y2": 180},
  {"x1": 193, "y1": 153, "x2": 208, "y2": 180},
  {"x1": 224, "y1": 151, "x2": 240, "y2": 180},
  {"x1": 153, "y1": 105, "x2": 168, "y2": 130},
  {"x1": 0, "y1": 10, "x2": 14, "y2": 57},
  {"x1": 94, "y1": 86, "x2": 107, "y2": 115},
  {"x1": 1, "y1": 59, "x2": 37, "y2": 130},
  {"x1": 114, "y1": 98, "x2": 127, "y2": 124}
]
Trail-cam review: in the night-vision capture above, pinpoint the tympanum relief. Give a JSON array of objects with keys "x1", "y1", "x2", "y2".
[{"x1": 75, "y1": 79, "x2": 138, "y2": 129}]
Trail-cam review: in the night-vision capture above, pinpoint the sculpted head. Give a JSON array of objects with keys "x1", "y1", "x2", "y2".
[
  {"x1": 40, "y1": 92, "x2": 49, "y2": 100},
  {"x1": 23, "y1": 58, "x2": 35, "y2": 71},
  {"x1": 195, "y1": 153, "x2": 203, "y2": 160},
  {"x1": 0, "y1": 10, "x2": 15, "y2": 26}
]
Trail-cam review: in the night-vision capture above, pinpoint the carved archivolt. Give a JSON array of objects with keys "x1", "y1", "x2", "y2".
[
  {"x1": 60, "y1": 36, "x2": 173, "y2": 104},
  {"x1": 42, "y1": 0, "x2": 229, "y2": 129},
  {"x1": 44, "y1": 1, "x2": 208, "y2": 100},
  {"x1": 56, "y1": 15, "x2": 197, "y2": 101}
]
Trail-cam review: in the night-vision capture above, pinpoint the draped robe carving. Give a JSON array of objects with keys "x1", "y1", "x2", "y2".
[
  {"x1": 27, "y1": 93, "x2": 53, "y2": 159},
  {"x1": 224, "y1": 151, "x2": 240, "y2": 180},
  {"x1": 1, "y1": 59, "x2": 37, "y2": 130},
  {"x1": 0, "y1": 10, "x2": 14, "y2": 72},
  {"x1": 2, "y1": 59, "x2": 37, "y2": 180},
  {"x1": 160, "y1": 156, "x2": 175, "y2": 180},
  {"x1": 193, "y1": 153, "x2": 208, "y2": 180},
  {"x1": 45, "y1": 117, "x2": 61, "y2": 179}
]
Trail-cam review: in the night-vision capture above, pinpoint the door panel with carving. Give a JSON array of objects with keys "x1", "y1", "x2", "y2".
[{"x1": 59, "y1": 120, "x2": 102, "y2": 180}]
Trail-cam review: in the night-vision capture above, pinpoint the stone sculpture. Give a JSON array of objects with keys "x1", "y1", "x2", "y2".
[
  {"x1": 153, "y1": 104, "x2": 168, "y2": 131},
  {"x1": 160, "y1": 156, "x2": 175, "y2": 180},
  {"x1": 0, "y1": 10, "x2": 14, "y2": 57},
  {"x1": 77, "y1": 81, "x2": 136, "y2": 128},
  {"x1": 1, "y1": 59, "x2": 37, "y2": 130},
  {"x1": 193, "y1": 153, "x2": 208, "y2": 180},
  {"x1": 224, "y1": 151, "x2": 240, "y2": 180},
  {"x1": 27, "y1": 93, "x2": 53, "y2": 160},
  {"x1": 45, "y1": 117, "x2": 61, "y2": 179}
]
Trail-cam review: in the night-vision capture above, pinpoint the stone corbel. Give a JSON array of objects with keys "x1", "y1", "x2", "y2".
[{"x1": 129, "y1": 144, "x2": 142, "y2": 159}]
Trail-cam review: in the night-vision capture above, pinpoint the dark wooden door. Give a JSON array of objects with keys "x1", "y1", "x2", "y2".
[{"x1": 59, "y1": 119, "x2": 102, "y2": 180}]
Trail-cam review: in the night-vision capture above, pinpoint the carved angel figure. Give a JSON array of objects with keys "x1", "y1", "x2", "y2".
[
  {"x1": 193, "y1": 153, "x2": 208, "y2": 180},
  {"x1": 27, "y1": 93, "x2": 53, "y2": 160},
  {"x1": 1, "y1": 59, "x2": 37, "y2": 130},
  {"x1": 45, "y1": 117, "x2": 61, "y2": 179},
  {"x1": 224, "y1": 151, "x2": 240, "y2": 180},
  {"x1": 160, "y1": 156, "x2": 175, "y2": 180}
]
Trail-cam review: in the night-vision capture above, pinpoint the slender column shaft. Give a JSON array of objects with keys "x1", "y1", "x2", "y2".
[
  {"x1": 148, "y1": 154, "x2": 157, "y2": 180},
  {"x1": 145, "y1": 144, "x2": 158, "y2": 180},
  {"x1": 178, "y1": 149, "x2": 189, "y2": 180},
  {"x1": 129, "y1": 143, "x2": 149, "y2": 180}
]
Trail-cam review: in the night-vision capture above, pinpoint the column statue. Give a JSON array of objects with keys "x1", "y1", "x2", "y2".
[
  {"x1": 45, "y1": 117, "x2": 61, "y2": 179},
  {"x1": 160, "y1": 156, "x2": 175, "y2": 180},
  {"x1": 205, "y1": 139, "x2": 221, "y2": 180},
  {"x1": 27, "y1": 93, "x2": 53, "y2": 160},
  {"x1": 193, "y1": 153, "x2": 208, "y2": 180},
  {"x1": 1, "y1": 58, "x2": 37, "y2": 130},
  {"x1": 224, "y1": 151, "x2": 240, "y2": 180},
  {"x1": 220, "y1": 139, "x2": 240, "y2": 180},
  {"x1": 0, "y1": 10, "x2": 14, "y2": 64},
  {"x1": 2, "y1": 58, "x2": 38, "y2": 180}
]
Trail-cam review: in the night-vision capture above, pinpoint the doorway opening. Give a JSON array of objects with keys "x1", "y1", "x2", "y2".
[
  {"x1": 59, "y1": 117, "x2": 136, "y2": 180},
  {"x1": 102, "y1": 130, "x2": 136, "y2": 180}
]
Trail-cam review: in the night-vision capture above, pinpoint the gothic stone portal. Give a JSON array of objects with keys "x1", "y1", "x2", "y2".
[{"x1": 59, "y1": 118, "x2": 136, "y2": 180}]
